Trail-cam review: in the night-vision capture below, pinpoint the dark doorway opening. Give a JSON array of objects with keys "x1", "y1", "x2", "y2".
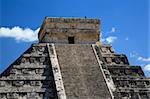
[{"x1": 68, "y1": 37, "x2": 75, "y2": 44}]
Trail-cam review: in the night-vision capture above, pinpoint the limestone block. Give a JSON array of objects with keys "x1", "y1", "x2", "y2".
[
  {"x1": 37, "y1": 46, "x2": 45, "y2": 52},
  {"x1": 101, "y1": 47, "x2": 107, "y2": 53},
  {"x1": 7, "y1": 93, "x2": 18, "y2": 99},
  {"x1": 31, "y1": 46, "x2": 36, "y2": 52},
  {"x1": 0, "y1": 93, "x2": 6, "y2": 99},
  {"x1": 0, "y1": 81, "x2": 5, "y2": 87},
  {"x1": 10, "y1": 69, "x2": 17, "y2": 74},
  {"x1": 106, "y1": 57, "x2": 112, "y2": 63},
  {"x1": 21, "y1": 58, "x2": 29, "y2": 63},
  {"x1": 30, "y1": 81, "x2": 41, "y2": 86},
  {"x1": 13, "y1": 81, "x2": 24, "y2": 87},
  {"x1": 10, "y1": 69, "x2": 22, "y2": 74},
  {"x1": 29, "y1": 58, "x2": 36, "y2": 63},
  {"x1": 39, "y1": 57, "x2": 45, "y2": 63},
  {"x1": 22, "y1": 69, "x2": 35, "y2": 74},
  {"x1": 35, "y1": 69, "x2": 44, "y2": 74},
  {"x1": 27, "y1": 92, "x2": 39, "y2": 99}
]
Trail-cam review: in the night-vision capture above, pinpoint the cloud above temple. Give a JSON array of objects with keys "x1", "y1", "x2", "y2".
[
  {"x1": 138, "y1": 56, "x2": 150, "y2": 62},
  {"x1": 101, "y1": 27, "x2": 117, "y2": 44},
  {"x1": 129, "y1": 52, "x2": 150, "y2": 62},
  {"x1": 106, "y1": 36, "x2": 117, "y2": 43},
  {"x1": 101, "y1": 36, "x2": 118, "y2": 44},
  {"x1": 0, "y1": 26, "x2": 40, "y2": 42}
]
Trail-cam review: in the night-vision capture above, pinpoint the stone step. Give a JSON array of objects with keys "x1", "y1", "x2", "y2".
[
  {"x1": 116, "y1": 87, "x2": 150, "y2": 93},
  {"x1": 0, "y1": 87, "x2": 52, "y2": 93},
  {"x1": 0, "y1": 75, "x2": 52, "y2": 80},
  {"x1": 22, "y1": 53, "x2": 47, "y2": 57},
  {"x1": 13, "y1": 64, "x2": 47, "y2": 69}
]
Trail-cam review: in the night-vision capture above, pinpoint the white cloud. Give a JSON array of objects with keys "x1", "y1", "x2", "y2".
[
  {"x1": 143, "y1": 64, "x2": 150, "y2": 77},
  {"x1": 101, "y1": 36, "x2": 117, "y2": 44},
  {"x1": 105, "y1": 36, "x2": 117, "y2": 44},
  {"x1": 110, "y1": 27, "x2": 116, "y2": 33},
  {"x1": 138, "y1": 57, "x2": 150, "y2": 62},
  {"x1": 0, "y1": 26, "x2": 40, "y2": 42},
  {"x1": 144, "y1": 64, "x2": 150, "y2": 71},
  {"x1": 129, "y1": 52, "x2": 150, "y2": 62}
]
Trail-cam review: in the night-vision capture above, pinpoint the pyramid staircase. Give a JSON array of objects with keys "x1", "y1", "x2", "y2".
[{"x1": 93, "y1": 44, "x2": 150, "y2": 99}]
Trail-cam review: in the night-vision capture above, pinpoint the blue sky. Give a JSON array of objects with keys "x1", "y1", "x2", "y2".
[{"x1": 0, "y1": 0, "x2": 150, "y2": 76}]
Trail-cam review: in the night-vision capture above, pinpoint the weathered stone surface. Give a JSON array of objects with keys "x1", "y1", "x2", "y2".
[
  {"x1": 0, "y1": 44, "x2": 58, "y2": 98},
  {"x1": 0, "y1": 17, "x2": 150, "y2": 99},
  {"x1": 96, "y1": 44, "x2": 150, "y2": 99},
  {"x1": 55, "y1": 44, "x2": 111, "y2": 99},
  {"x1": 38, "y1": 17, "x2": 100, "y2": 44}
]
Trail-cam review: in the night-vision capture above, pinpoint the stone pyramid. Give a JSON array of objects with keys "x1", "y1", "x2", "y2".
[{"x1": 0, "y1": 17, "x2": 149, "y2": 99}]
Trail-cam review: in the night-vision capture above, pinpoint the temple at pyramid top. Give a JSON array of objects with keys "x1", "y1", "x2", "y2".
[{"x1": 38, "y1": 17, "x2": 100, "y2": 44}]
